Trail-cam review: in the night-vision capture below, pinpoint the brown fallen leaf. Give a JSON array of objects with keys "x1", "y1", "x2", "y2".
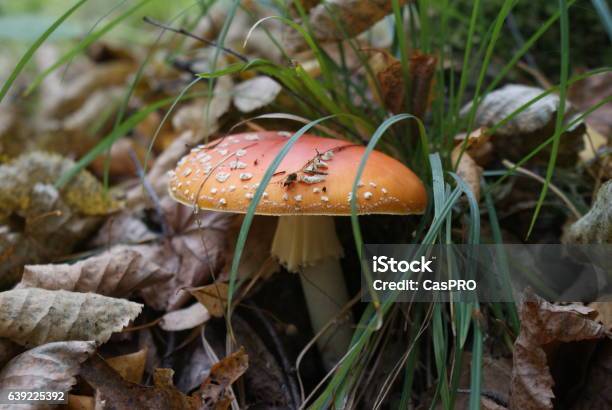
[
  {"x1": 159, "y1": 303, "x2": 211, "y2": 332},
  {"x1": 461, "y1": 84, "x2": 585, "y2": 165},
  {"x1": 139, "y1": 197, "x2": 231, "y2": 311},
  {"x1": 563, "y1": 180, "x2": 612, "y2": 244},
  {"x1": 196, "y1": 347, "x2": 249, "y2": 410},
  {"x1": 188, "y1": 282, "x2": 229, "y2": 318},
  {"x1": 0, "y1": 341, "x2": 95, "y2": 410},
  {"x1": 80, "y1": 354, "x2": 202, "y2": 410},
  {"x1": 284, "y1": 0, "x2": 410, "y2": 53},
  {"x1": 18, "y1": 245, "x2": 171, "y2": 297},
  {"x1": 368, "y1": 50, "x2": 405, "y2": 114},
  {"x1": 568, "y1": 71, "x2": 612, "y2": 137},
  {"x1": 0, "y1": 288, "x2": 142, "y2": 347},
  {"x1": 454, "y1": 127, "x2": 493, "y2": 166},
  {"x1": 510, "y1": 290, "x2": 607, "y2": 410},
  {"x1": 451, "y1": 145, "x2": 483, "y2": 202},
  {"x1": 88, "y1": 212, "x2": 157, "y2": 248},
  {"x1": 408, "y1": 51, "x2": 437, "y2": 120},
  {"x1": 106, "y1": 349, "x2": 148, "y2": 384}
]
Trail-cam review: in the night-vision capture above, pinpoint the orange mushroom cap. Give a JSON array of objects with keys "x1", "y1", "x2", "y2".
[{"x1": 168, "y1": 131, "x2": 427, "y2": 216}]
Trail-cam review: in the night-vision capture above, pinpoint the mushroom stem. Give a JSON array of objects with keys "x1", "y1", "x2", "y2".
[
  {"x1": 271, "y1": 215, "x2": 353, "y2": 369},
  {"x1": 300, "y1": 258, "x2": 353, "y2": 369}
]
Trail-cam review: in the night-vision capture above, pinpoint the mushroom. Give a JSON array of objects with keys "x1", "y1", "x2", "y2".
[{"x1": 168, "y1": 131, "x2": 427, "y2": 369}]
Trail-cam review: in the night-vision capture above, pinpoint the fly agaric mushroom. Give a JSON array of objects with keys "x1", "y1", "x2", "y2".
[{"x1": 167, "y1": 131, "x2": 427, "y2": 368}]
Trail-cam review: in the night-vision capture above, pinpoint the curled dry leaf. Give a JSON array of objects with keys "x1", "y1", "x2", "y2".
[
  {"x1": 0, "y1": 341, "x2": 95, "y2": 410},
  {"x1": 454, "y1": 127, "x2": 493, "y2": 166},
  {"x1": 197, "y1": 347, "x2": 249, "y2": 410},
  {"x1": 563, "y1": 180, "x2": 612, "y2": 244},
  {"x1": 461, "y1": 84, "x2": 585, "y2": 165},
  {"x1": 589, "y1": 300, "x2": 612, "y2": 329},
  {"x1": 368, "y1": 51, "x2": 404, "y2": 114},
  {"x1": 568, "y1": 71, "x2": 612, "y2": 137},
  {"x1": 106, "y1": 349, "x2": 148, "y2": 384},
  {"x1": 189, "y1": 282, "x2": 229, "y2": 318},
  {"x1": 284, "y1": 0, "x2": 410, "y2": 52},
  {"x1": 80, "y1": 355, "x2": 203, "y2": 409},
  {"x1": 451, "y1": 144, "x2": 483, "y2": 202},
  {"x1": 159, "y1": 303, "x2": 211, "y2": 332},
  {"x1": 0, "y1": 288, "x2": 142, "y2": 347},
  {"x1": 510, "y1": 290, "x2": 607, "y2": 410},
  {"x1": 233, "y1": 76, "x2": 282, "y2": 113},
  {"x1": 18, "y1": 245, "x2": 171, "y2": 297}
]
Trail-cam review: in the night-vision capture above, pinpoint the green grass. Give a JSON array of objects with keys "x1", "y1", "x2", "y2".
[{"x1": 2, "y1": 0, "x2": 610, "y2": 408}]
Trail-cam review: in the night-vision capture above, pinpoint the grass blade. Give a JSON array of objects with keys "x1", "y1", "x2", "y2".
[{"x1": 0, "y1": 0, "x2": 87, "y2": 104}]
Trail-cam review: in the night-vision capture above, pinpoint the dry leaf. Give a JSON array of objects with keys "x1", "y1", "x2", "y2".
[
  {"x1": 461, "y1": 84, "x2": 585, "y2": 165},
  {"x1": 510, "y1": 290, "x2": 607, "y2": 410},
  {"x1": 80, "y1": 355, "x2": 202, "y2": 409},
  {"x1": 196, "y1": 347, "x2": 249, "y2": 410},
  {"x1": 106, "y1": 349, "x2": 147, "y2": 384},
  {"x1": 589, "y1": 300, "x2": 612, "y2": 329},
  {"x1": 368, "y1": 51, "x2": 404, "y2": 114},
  {"x1": 569, "y1": 71, "x2": 612, "y2": 137},
  {"x1": 41, "y1": 61, "x2": 134, "y2": 119},
  {"x1": 160, "y1": 303, "x2": 211, "y2": 332},
  {"x1": 0, "y1": 341, "x2": 95, "y2": 410},
  {"x1": 139, "y1": 197, "x2": 231, "y2": 311},
  {"x1": 0, "y1": 288, "x2": 142, "y2": 347},
  {"x1": 454, "y1": 127, "x2": 493, "y2": 166},
  {"x1": 18, "y1": 245, "x2": 171, "y2": 297},
  {"x1": 451, "y1": 145, "x2": 483, "y2": 202},
  {"x1": 189, "y1": 283, "x2": 229, "y2": 318},
  {"x1": 284, "y1": 0, "x2": 410, "y2": 52},
  {"x1": 232, "y1": 76, "x2": 282, "y2": 113},
  {"x1": 88, "y1": 212, "x2": 158, "y2": 248},
  {"x1": 563, "y1": 180, "x2": 612, "y2": 244}
]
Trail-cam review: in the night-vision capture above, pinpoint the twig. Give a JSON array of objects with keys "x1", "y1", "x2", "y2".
[{"x1": 143, "y1": 16, "x2": 248, "y2": 62}]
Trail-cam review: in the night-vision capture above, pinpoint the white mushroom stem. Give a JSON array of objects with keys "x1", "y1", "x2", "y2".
[{"x1": 271, "y1": 215, "x2": 353, "y2": 370}]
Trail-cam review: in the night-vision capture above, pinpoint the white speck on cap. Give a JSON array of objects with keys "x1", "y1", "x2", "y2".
[
  {"x1": 210, "y1": 187, "x2": 218, "y2": 194},
  {"x1": 364, "y1": 192, "x2": 373, "y2": 200},
  {"x1": 219, "y1": 198, "x2": 227, "y2": 205},
  {"x1": 245, "y1": 192, "x2": 254, "y2": 199},
  {"x1": 220, "y1": 142, "x2": 229, "y2": 147},
  {"x1": 244, "y1": 133, "x2": 260, "y2": 141},
  {"x1": 183, "y1": 168, "x2": 192, "y2": 177},
  {"x1": 294, "y1": 195, "x2": 303, "y2": 202},
  {"x1": 321, "y1": 195, "x2": 329, "y2": 202},
  {"x1": 239, "y1": 173, "x2": 253, "y2": 181},
  {"x1": 278, "y1": 131, "x2": 292, "y2": 137},
  {"x1": 321, "y1": 150, "x2": 334, "y2": 161},
  {"x1": 215, "y1": 172, "x2": 230, "y2": 182},
  {"x1": 301, "y1": 174, "x2": 326, "y2": 184},
  {"x1": 229, "y1": 160, "x2": 247, "y2": 170},
  {"x1": 313, "y1": 187, "x2": 321, "y2": 193},
  {"x1": 381, "y1": 188, "x2": 388, "y2": 194},
  {"x1": 283, "y1": 193, "x2": 289, "y2": 201},
  {"x1": 229, "y1": 185, "x2": 236, "y2": 192},
  {"x1": 235, "y1": 149, "x2": 247, "y2": 157},
  {"x1": 369, "y1": 182, "x2": 377, "y2": 187},
  {"x1": 217, "y1": 149, "x2": 228, "y2": 156}
]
